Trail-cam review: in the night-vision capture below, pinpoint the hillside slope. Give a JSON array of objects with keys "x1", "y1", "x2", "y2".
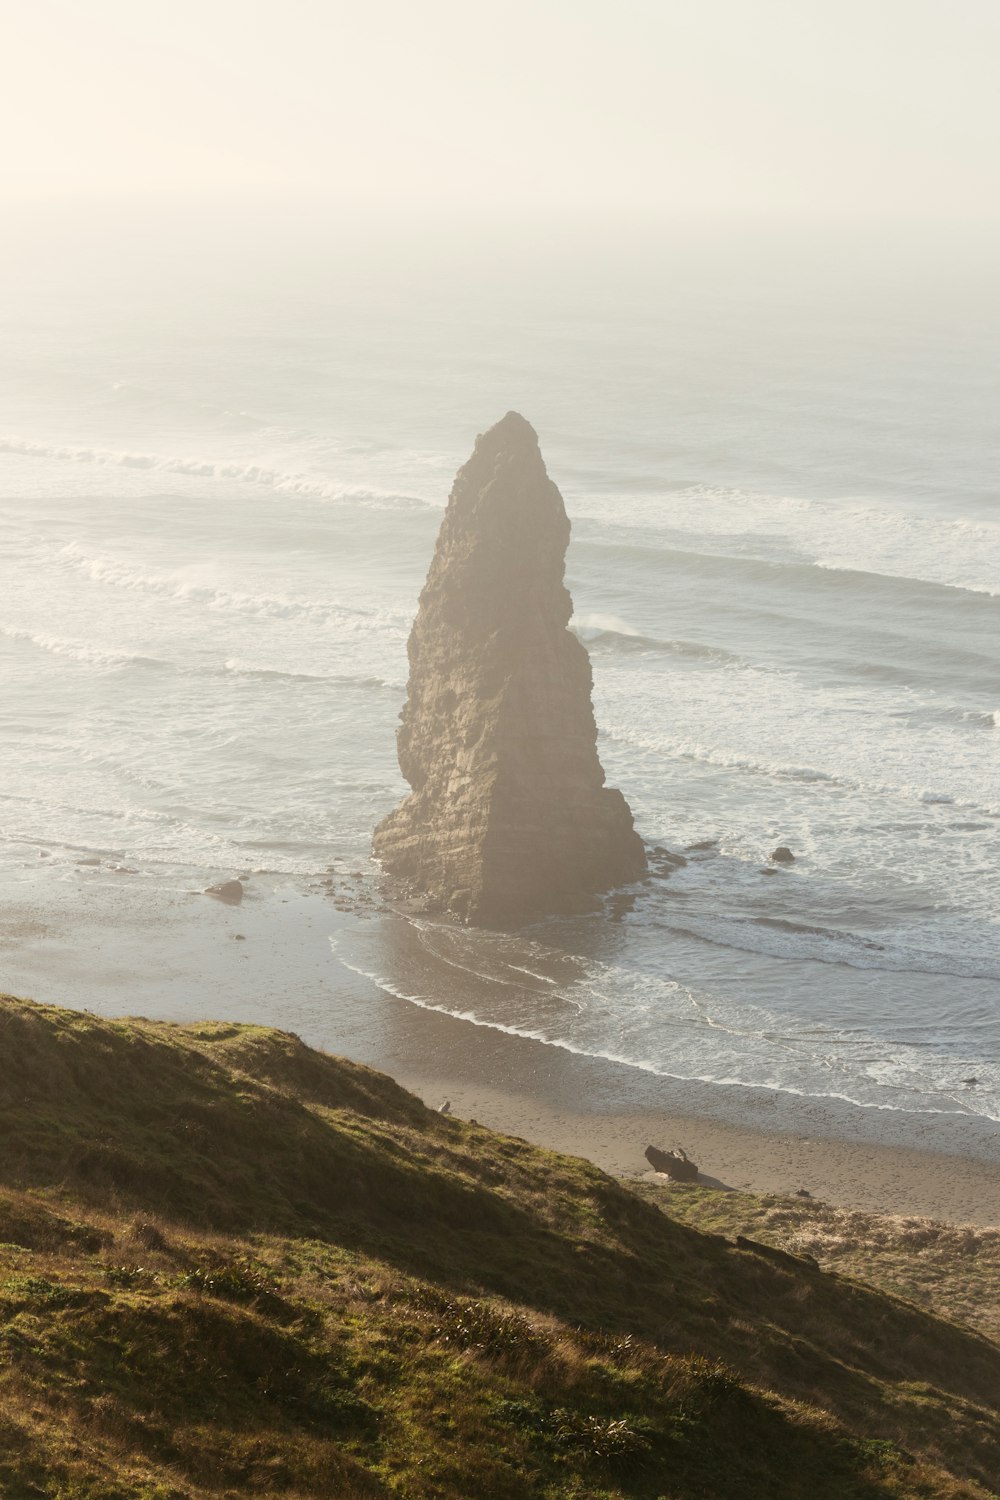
[
  {"x1": 0, "y1": 994, "x2": 997, "y2": 1499},
  {"x1": 632, "y1": 1182, "x2": 1000, "y2": 1347}
]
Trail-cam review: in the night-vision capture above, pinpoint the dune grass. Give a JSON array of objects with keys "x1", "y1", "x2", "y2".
[
  {"x1": 0, "y1": 994, "x2": 997, "y2": 1499},
  {"x1": 632, "y1": 1181, "x2": 1000, "y2": 1346}
]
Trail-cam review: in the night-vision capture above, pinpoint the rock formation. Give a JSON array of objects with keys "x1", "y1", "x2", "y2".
[
  {"x1": 373, "y1": 411, "x2": 646, "y2": 926},
  {"x1": 204, "y1": 878, "x2": 244, "y2": 905},
  {"x1": 644, "y1": 1145, "x2": 699, "y2": 1181}
]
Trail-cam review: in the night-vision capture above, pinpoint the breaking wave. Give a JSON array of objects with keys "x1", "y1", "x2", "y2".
[
  {"x1": 0, "y1": 625, "x2": 168, "y2": 671},
  {"x1": 602, "y1": 718, "x2": 999, "y2": 818},
  {"x1": 575, "y1": 484, "x2": 1000, "y2": 599},
  {"x1": 330, "y1": 926, "x2": 1000, "y2": 1120},
  {"x1": 649, "y1": 907, "x2": 1000, "y2": 983},
  {"x1": 0, "y1": 435, "x2": 430, "y2": 510},
  {"x1": 54, "y1": 541, "x2": 408, "y2": 635},
  {"x1": 221, "y1": 658, "x2": 402, "y2": 691},
  {"x1": 572, "y1": 613, "x2": 741, "y2": 663}
]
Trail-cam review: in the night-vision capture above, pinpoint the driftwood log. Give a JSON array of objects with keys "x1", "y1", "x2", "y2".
[{"x1": 644, "y1": 1144, "x2": 698, "y2": 1181}]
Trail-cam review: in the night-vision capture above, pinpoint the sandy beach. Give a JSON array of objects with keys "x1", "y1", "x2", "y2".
[
  {"x1": 2, "y1": 866, "x2": 999, "y2": 1226},
  {"x1": 393, "y1": 1065, "x2": 1000, "y2": 1225}
]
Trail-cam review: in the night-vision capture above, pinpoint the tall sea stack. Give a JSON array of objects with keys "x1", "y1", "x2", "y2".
[{"x1": 373, "y1": 412, "x2": 646, "y2": 926}]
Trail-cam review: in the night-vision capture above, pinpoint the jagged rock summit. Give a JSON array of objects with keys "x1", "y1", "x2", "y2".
[{"x1": 373, "y1": 411, "x2": 646, "y2": 926}]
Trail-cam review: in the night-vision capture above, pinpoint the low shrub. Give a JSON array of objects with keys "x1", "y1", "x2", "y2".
[
  {"x1": 177, "y1": 1257, "x2": 277, "y2": 1302},
  {"x1": 492, "y1": 1396, "x2": 653, "y2": 1465},
  {"x1": 427, "y1": 1296, "x2": 549, "y2": 1360},
  {"x1": 103, "y1": 1263, "x2": 158, "y2": 1289}
]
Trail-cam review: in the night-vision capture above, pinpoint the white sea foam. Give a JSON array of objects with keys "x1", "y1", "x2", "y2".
[
  {"x1": 54, "y1": 541, "x2": 409, "y2": 635},
  {"x1": 329, "y1": 931, "x2": 1000, "y2": 1121},
  {"x1": 573, "y1": 483, "x2": 1000, "y2": 598},
  {"x1": 571, "y1": 615, "x2": 739, "y2": 663},
  {"x1": 0, "y1": 435, "x2": 431, "y2": 510},
  {"x1": 649, "y1": 907, "x2": 1000, "y2": 983},
  {"x1": 0, "y1": 625, "x2": 166, "y2": 670},
  {"x1": 222, "y1": 657, "x2": 402, "y2": 690},
  {"x1": 571, "y1": 610, "x2": 642, "y2": 637},
  {"x1": 597, "y1": 654, "x2": 1000, "y2": 819}
]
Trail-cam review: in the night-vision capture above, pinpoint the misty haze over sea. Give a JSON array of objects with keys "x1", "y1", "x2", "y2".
[{"x1": 1, "y1": 216, "x2": 998, "y2": 1124}]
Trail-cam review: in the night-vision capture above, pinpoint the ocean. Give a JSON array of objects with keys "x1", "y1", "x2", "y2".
[{"x1": 1, "y1": 216, "x2": 998, "y2": 1125}]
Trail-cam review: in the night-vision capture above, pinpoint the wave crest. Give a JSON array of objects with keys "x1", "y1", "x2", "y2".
[
  {"x1": 0, "y1": 625, "x2": 167, "y2": 670},
  {"x1": 0, "y1": 435, "x2": 430, "y2": 510},
  {"x1": 54, "y1": 542, "x2": 408, "y2": 635}
]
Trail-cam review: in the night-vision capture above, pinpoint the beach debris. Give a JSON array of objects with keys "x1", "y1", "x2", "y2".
[
  {"x1": 769, "y1": 846, "x2": 795, "y2": 863},
  {"x1": 644, "y1": 1144, "x2": 698, "y2": 1181},
  {"x1": 372, "y1": 411, "x2": 646, "y2": 927},
  {"x1": 438, "y1": 1100, "x2": 452, "y2": 1115},
  {"x1": 204, "y1": 878, "x2": 244, "y2": 905},
  {"x1": 795, "y1": 1187, "x2": 812, "y2": 1198}
]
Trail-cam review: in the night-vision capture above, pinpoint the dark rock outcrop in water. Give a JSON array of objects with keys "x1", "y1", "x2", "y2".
[{"x1": 373, "y1": 412, "x2": 646, "y2": 926}]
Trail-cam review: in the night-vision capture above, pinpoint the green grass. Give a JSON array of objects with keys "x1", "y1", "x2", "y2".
[
  {"x1": 0, "y1": 993, "x2": 997, "y2": 1499},
  {"x1": 632, "y1": 1181, "x2": 1000, "y2": 1345}
]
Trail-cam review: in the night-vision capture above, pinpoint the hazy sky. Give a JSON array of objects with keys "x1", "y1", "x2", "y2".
[{"x1": 3, "y1": 0, "x2": 999, "y2": 223}]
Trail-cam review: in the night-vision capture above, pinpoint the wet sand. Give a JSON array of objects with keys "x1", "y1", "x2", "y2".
[
  {"x1": 393, "y1": 1062, "x2": 1000, "y2": 1225},
  {"x1": 2, "y1": 867, "x2": 998, "y2": 1226}
]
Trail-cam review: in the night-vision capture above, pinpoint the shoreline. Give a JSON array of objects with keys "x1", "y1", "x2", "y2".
[
  {"x1": 392, "y1": 1060, "x2": 1000, "y2": 1225},
  {"x1": 1, "y1": 866, "x2": 998, "y2": 1226}
]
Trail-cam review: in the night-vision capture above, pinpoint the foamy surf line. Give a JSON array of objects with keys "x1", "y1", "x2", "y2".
[
  {"x1": 572, "y1": 485, "x2": 1000, "y2": 598},
  {"x1": 570, "y1": 614, "x2": 743, "y2": 664},
  {"x1": 647, "y1": 911, "x2": 1000, "y2": 983},
  {"x1": 47, "y1": 541, "x2": 410, "y2": 636},
  {"x1": 0, "y1": 625, "x2": 169, "y2": 671},
  {"x1": 0, "y1": 435, "x2": 433, "y2": 510},
  {"x1": 328, "y1": 934, "x2": 999, "y2": 1122},
  {"x1": 0, "y1": 627, "x2": 402, "y2": 690},
  {"x1": 222, "y1": 659, "x2": 404, "y2": 690},
  {"x1": 603, "y1": 720, "x2": 1000, "y2": 819}
]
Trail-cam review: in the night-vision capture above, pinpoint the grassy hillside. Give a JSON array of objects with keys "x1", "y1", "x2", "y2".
[
  {"x1": 632, "y1": 1183, "x2": 1000, "y2": 1347},
  {"x1": 0, "y1": 994, "x2": 998, "y2": 1500}
]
